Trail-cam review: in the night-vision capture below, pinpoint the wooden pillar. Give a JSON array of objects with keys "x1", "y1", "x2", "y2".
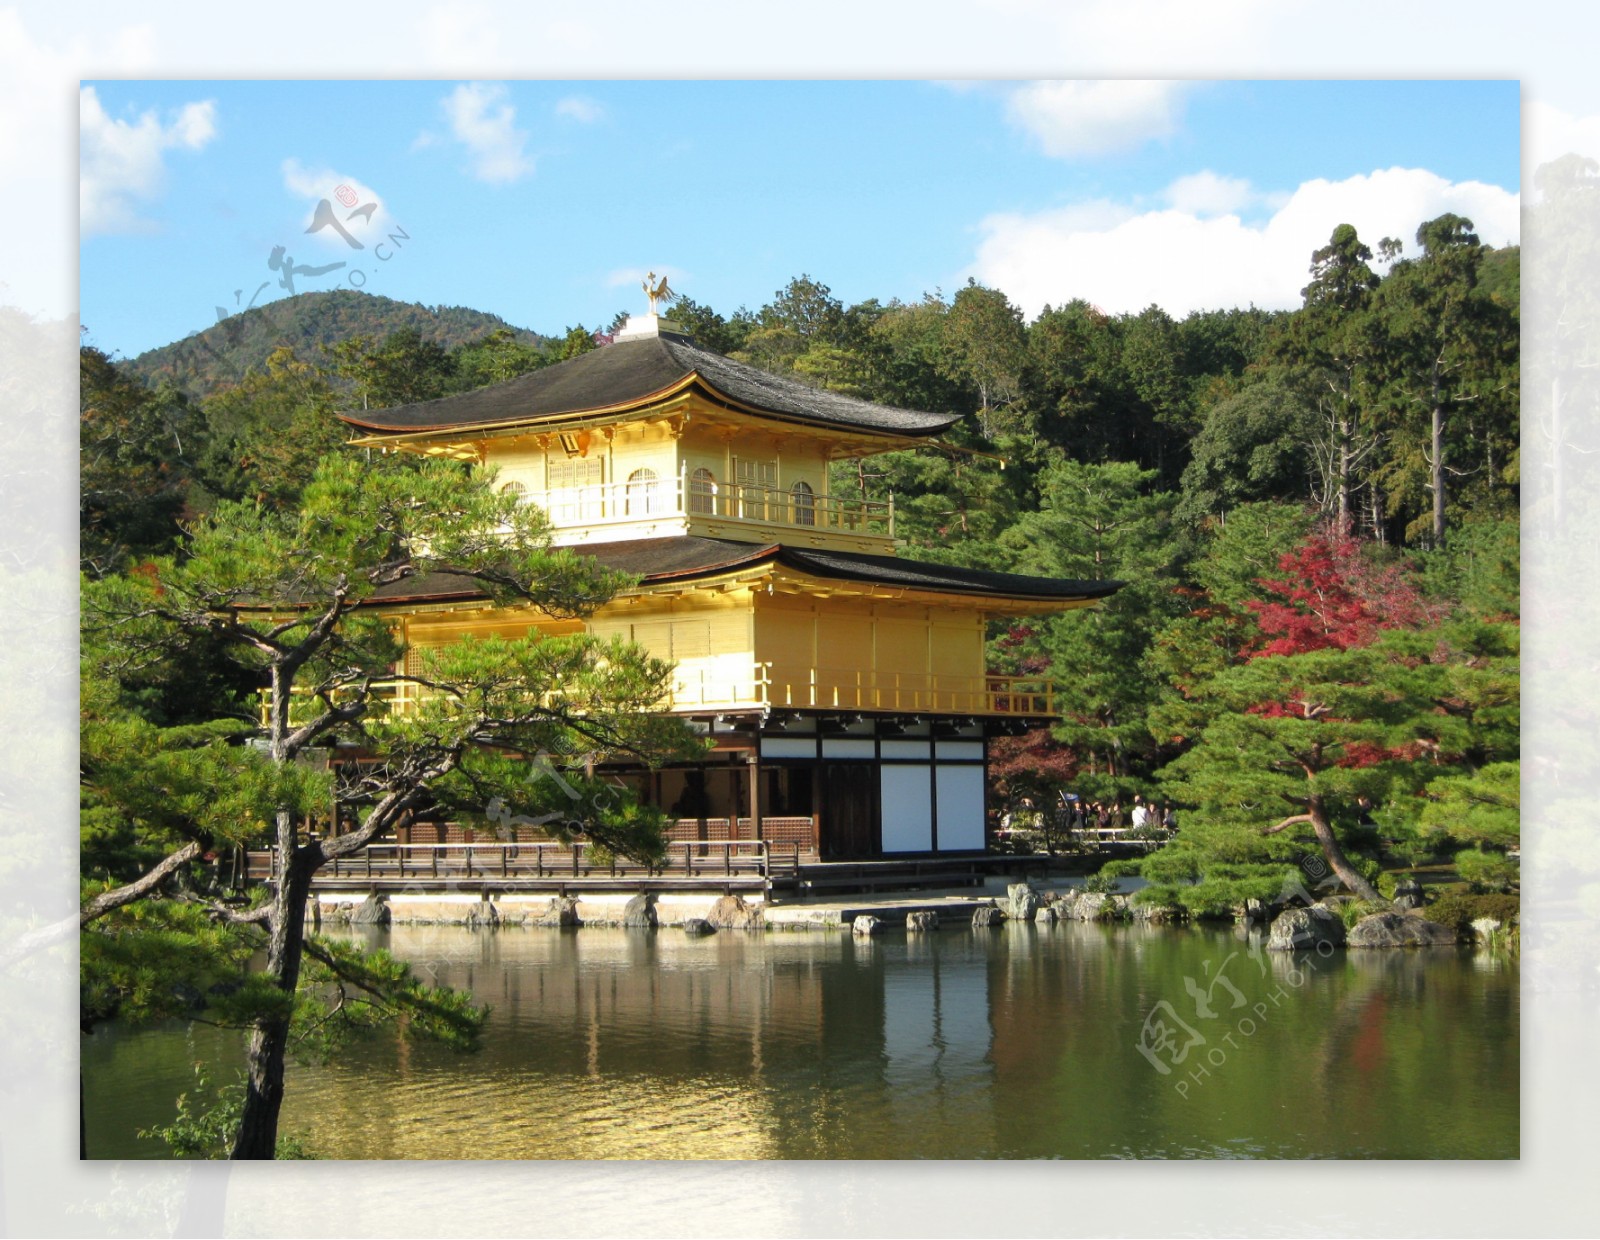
[{"x1": 747, "y1": 751, "x2": 762, "y2": 841}]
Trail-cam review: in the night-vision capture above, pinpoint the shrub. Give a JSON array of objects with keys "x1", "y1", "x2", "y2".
[
  {"x1": 1454, "y1": 847, "x2": 1518, "y2": 893},
  {"x1": 1335, "y1": 898, "x2": 1388, "y2": 928},
  {"x1": 1131, "y1": 883, "x2": 1184, "y2": 909},
  {"x1": 1421, "y1": 889, "x2": 1520, "y2": 932},
  {"x1": 1082, "y1": 869, "x2": 1118, "y2": 895}
]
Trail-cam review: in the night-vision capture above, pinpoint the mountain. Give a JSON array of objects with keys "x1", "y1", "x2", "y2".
[{"x1": 119, "y1": 290, "x2": 547, "y2": 399}]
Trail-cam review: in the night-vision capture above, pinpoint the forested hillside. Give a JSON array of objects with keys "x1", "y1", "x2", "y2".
[
  {"x1": 82, "y1": 213, "x2": 1521, "y2": 916},
  {"x1": 117, "y1": 290, "x2": 548, "y2": 400}
]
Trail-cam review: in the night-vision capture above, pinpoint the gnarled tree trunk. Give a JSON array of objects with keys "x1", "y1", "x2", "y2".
[
  {"x1": 230, "y1": 812, "x2": 313, "y2": 1159},
  {"x1": 1307, "y1": 793, "x2": 1381, "y2": 902}
]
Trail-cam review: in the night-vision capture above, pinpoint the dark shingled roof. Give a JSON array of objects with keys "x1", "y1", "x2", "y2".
[
  {"x1": 364, "y1": 537, "x2": 1122, "y2": 607},
  {"x1": 776, "y1": 545, "x2": 1123, "y2": 601},
  {"x1": 338, "y1": 333, "x2": 959, "y2": 438}
]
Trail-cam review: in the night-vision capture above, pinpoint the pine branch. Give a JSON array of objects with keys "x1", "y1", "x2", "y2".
[{"x1": 79, "y1": 840, "x2": 204, "y2": 927}]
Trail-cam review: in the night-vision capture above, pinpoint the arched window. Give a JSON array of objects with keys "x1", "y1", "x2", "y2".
[
  {"x1": 499, "y1": 480, "x2": 527, "y2": 501},
  {"x1": 688, "y1": 467, "x2": 717, "y2": 515},
  {"x1": 626, "y1": 467, "x2": 661, "y2": 516},
  {"x1": 790, "y1": 480, "x2": 816, "y2": 527}
]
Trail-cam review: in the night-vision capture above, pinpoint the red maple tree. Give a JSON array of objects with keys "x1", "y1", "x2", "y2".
[{"x1": 1247, "y1": 524, "x2": 1439, "y2": 658}]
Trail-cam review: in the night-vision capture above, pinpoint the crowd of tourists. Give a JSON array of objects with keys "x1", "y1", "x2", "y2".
[
  {"x1": 997, "y1": 792, "x2": 1176, "y2": 850},
  {"x1": 1056, "y1": 792, "x2": 1174, "y2": 837}
]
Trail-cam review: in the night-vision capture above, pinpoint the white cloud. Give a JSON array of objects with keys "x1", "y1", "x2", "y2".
[
  {"x1": 971, "y1": 166, "x2": 1521, "y2": 320},
  {"x1": 1163, "y1": 170, "x2": 1257, "y2": 216},
  {"x1": 441, "y1": 81, "x2": 533, "y2": 183},
  {"x1": 280, "y1": 159, "x2": 400, "y2": 254},
  {"x1": 1527, "y1": 99, "x2": 1600, "y2": 186},
  {"x1": 79, "y1": 85, "x2": 216, "y2": 236},
  {"x1": 1, "y1": 12, "x2": 156, "y2": 316},
  {"x1": 1004, "y1": 80, "x2": 1189, "y2": 158},
  {"x1": 556, "y1": 95, "x2": 604, "y2": 124}
]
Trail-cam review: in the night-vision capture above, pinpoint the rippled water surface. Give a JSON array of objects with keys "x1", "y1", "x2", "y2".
[{"x1": 83, "y1": 921, "x2": 1518, "y2": 1159}]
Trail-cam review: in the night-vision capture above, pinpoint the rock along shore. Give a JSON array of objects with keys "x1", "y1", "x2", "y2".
[{"x1": 312, "y1": 881, "x2": 1490, "y2": 947}]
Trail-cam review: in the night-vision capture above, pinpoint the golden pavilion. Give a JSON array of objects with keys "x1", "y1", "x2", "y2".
[{"x1": 337, "y1": 306, "x2": 1120, "y2": 861}]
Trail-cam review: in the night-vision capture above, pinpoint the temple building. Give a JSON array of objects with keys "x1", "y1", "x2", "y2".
[{"x1": 337, "y1": 306, "x2": 1120, "y2": 861}]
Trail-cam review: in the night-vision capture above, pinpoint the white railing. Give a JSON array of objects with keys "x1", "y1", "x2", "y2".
[{"x1": 518, "y1": 464, "x2": 895, "y2": 539}]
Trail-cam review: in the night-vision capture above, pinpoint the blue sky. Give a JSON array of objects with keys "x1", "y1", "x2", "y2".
[{"x1": 80, "y1": 79, "x2": 1521, "y2": 359}]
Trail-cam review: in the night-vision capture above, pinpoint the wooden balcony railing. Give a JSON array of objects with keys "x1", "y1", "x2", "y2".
[
  {"x1": 261, "y1": 665, "x2": 1054, "y2": 726},
  {"x1": 246, "y1": 839, "x2": 806, "y2": 885},
  {"x1": 669, "y1": 664, "x2": 1057, "y2": 716}
]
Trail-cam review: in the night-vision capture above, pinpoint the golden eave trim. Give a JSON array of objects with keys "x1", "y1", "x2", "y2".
[{"x1": 342, "y1": 372, "x2": 945, "y2": 457}]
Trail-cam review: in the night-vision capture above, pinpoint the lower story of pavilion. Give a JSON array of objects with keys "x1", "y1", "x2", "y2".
[{"x1": 394, "y1": 707, "x2": 1040, "y2": 861}]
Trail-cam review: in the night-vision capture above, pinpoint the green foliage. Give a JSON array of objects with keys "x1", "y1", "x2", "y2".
[
  {"x1": 667, "y1": 295, "x2": 753, "y2": 355},
  {"x1": 1128, "y1": 883, "x2": 1188, "y2": 913},
  {"x1": 996, "y1": 458, "x2": 1182, "y2": 776},
  {"x1": 80, "y1": 897, "x2": 269, "y2": 1028},
  {"x1": 80, "y1": 660, "x2": 329, "y2": 881},
  {"x1": 1334, "y1": 898, "x2": 1389, "y2": 929},
  {"x1": 1415, "y1": 515, "x2": 1520, "y2": 619},
  {"x1": 452, "y1": 327, "x2": 549, "y2": 390},
  {"x1": 1420, "y1": 889, "x2": 1520, "y2": 932},
  {"x1": 294, "y1": 936, "x2": 486, "y2": 1057},
  {"x1": 1148, "y1": 502, "x2": 1317, "y2": 740},
  {"x1": 548, "y1": 325, "x2": 599, "y2": 361},
  {"x1": 1418, "y1": 761, "x2": 1520, "y2": 850},
  {"x1": 1176, "y1": 375, "x2": 1321, "y2": 523},
  {"x1": 141, "y1": 1064, "x2": 318, "y2": 1159},
  {"x1": 80, "y1": 347, "x2": 201, "y2": 574},
  {"x1": 197, "y1": 346, "x2": 345, "y2": 507},
  {"x1": 123, "y1": 289, "x2": 544, "y2": 401},
  {"x1": 938, "y1": 280, "x2": 1027, "y2": 434},
  {"x1": 83, "y1": 451, "x2": 701, "y2": 1157},
  {"x1": 1366, "y1": 215, "x2": 1519, "y2": 545},
  {"x1": 1454, "y1": 846, "x2": 1519, "y2": 893}
]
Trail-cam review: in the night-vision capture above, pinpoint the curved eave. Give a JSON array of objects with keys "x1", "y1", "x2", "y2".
[
  {"x1": 338, "y1": 373, "x2": 701, "y2": 438},
  {"x1": 337, "y1": 370, "x2": 957, "y2": 449},
  {"x1": 349, "y1": 543, "x2": 1123, "y2": 619}
]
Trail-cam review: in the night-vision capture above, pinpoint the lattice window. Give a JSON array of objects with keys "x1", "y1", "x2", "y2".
[
  {"x1": 790, "y1": 480, "x2": 815, "y2": 526},
  {"x1": 626, "y1": 467, "x2": 661, "y2": 515},
  {"x1": 735, "y1": 459, "x2": 777, "y2": 521},
  {"x1": 688, "y1": 467, "x2": 717, "y2": 515},
  {"x1": 547, "y1": 457, "x2": 603, "y2": 522}
]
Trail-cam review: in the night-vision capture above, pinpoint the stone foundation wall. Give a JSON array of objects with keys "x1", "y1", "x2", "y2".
[{"x1": 310, "y1": 890, "x2": 768, "y2": 928}]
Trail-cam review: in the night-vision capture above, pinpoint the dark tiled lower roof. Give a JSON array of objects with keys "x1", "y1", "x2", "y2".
[
  {"x1": 363, "y1": 537, "x2": 1120, "y2": 606},
  {"x1": 338, "y1": 334, "x2": 958, "y2": 438},
  {"x1": 777, "y1": 546, "x2": 1123, "y2": 601}
]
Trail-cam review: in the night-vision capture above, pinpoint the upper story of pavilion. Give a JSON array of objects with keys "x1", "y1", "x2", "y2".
[{"x1": 339, "y1": 313, "x2": 958, "y2": 556}]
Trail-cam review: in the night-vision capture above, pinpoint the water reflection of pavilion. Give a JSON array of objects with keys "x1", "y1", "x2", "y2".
[{"x1": 364, "y1": 925, "x2": 1001, "y2": 1157}]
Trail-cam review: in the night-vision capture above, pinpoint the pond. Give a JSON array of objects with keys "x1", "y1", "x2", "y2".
[{"x1": 82, "y1": 920, "x2": 1518, "y2": 1160}]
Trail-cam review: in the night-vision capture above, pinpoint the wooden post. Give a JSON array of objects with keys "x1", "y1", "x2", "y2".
[{"x1": 747, "y1": 750, "x2": 762, "y2": 842}]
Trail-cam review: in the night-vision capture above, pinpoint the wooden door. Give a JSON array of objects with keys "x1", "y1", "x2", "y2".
[{"x1": 817, "y1": 762, "x2": 879, "y2": 859}]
